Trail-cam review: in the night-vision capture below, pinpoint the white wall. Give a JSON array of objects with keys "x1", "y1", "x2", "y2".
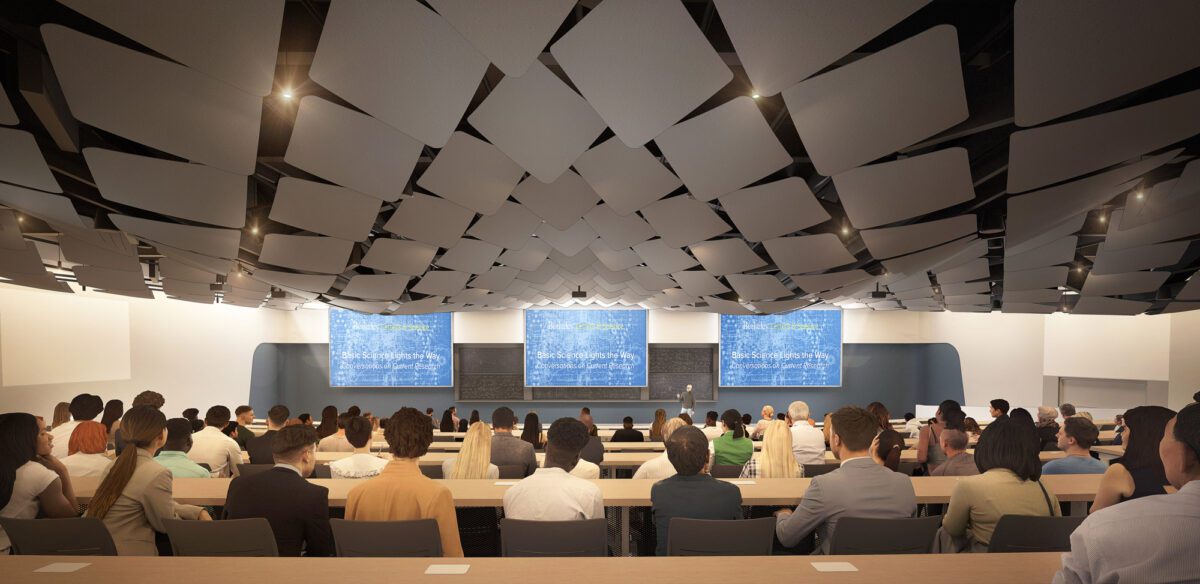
[
  {"x1": 1044, "y1": 313, "x2": 1171, "y2": 381},
  {"x1": 920, "y1": 312, "x2": 1047, "y2": 408},
  {"x1": 1169, "y1": 308, "x2": 1200, "y2": 410}
]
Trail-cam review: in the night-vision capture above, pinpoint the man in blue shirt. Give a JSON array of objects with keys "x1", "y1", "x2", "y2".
[{"x1": 1043, "y1": 417, "x2": 1107, "y2": 475}]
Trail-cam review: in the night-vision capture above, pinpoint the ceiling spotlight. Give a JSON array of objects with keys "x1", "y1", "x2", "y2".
[
  {"x1": 280, "y1": 89, "x2": 295, "y2": 101},
  {"x1": 841, "y1": 226, "x2": 850, "y2": 235},
  {"x1": 751, "y1": 92, "x2": 761, "y2": 99},
  {"x1": 251, "y1": 225, "x2": 259, "y2": 235},
  {"x1": 1075, "y1": 266, "x2": 1084, "y2": 273},
  {"x1": 1135, "y1": 191, "x2": 1144, "y2": 200},
  {"x1": 16, "y1": 215, "x2": 23, "y2": 223},
  {"x1": 1098, "y1": 215, "x2": 1106, "y2": 223}
]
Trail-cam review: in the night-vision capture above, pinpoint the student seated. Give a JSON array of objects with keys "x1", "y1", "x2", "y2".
[
  {"x1": 86, "y1": 406, "x2": 210, "y2": 555},
  {"x1": 740, "y1": 420, "x2": 802, "y2": 478},
  {"x1": 61, "y1": 421, "x2": 113, "y2": 477},
  {"x1": 903, "y1": 412, "x2": 922, "y2": 437},
  {"x1": 580, "y1": 424, "x2": 604, "y2": 465},
  {"x1": 701, "y1": 410, "x2": 722, "y2": 441},
  {"x1": 50, "y1": 393, "x2": 103, "y2": 458},
  {"x1": 442, "y1": 421, "x2": 499, "y2": 479},
  {"x1": 611, "y1": 416, "x2": 645, "y2": 442},
  {"x1": 246, "y1": 404, "x2": 290, "y2": 465},
  {"x1": 787, "y1": 401, "x2": 825, "y2": 467},
  {"x1": 929, "y1": 429, "x2": 977, "y2": 477},
  {"x1": 650, "y1": 426, "x2": 742, "y2": 555},
  {"x1": 713, "y1": 409, "x2": 754, "y2": 467},
  {"x1": 346, "y1": 408, "x2": 463, "y2": 557},
  {"x1": 519, "y1": 412, "x2": 545, "y2": 450},
  {"x1": 187, "y1": 405, "x2": 243, "y2": 477},
  {"x1": 649, "y1": 409, "x2": 667, "y2": 441},
  {"x1": 232, "y1": 406, "x2": 256, "y2": 449},
  {"x1": 1054, "y1": 403, "x2": 1200, "y2": 584},
  {"x1": 154, "y1": 419, "x2": 212, "y2": 479},
  {"x1": 0, "y1": 413, "x2": 80, "y2": 554},
  {"x1": 1036, "y1": 406, "x2": 1062, "y2": 451},
  {"x1": 870, "y1": 429, "x2": 907, "y2": 473},
  {"x1": 1042, "y1": 417, "x2": 1106, "y2": 475},
  {"x1": 490, "y1": 407, "x2": 537, "y2": 477},
  {"x1": 1091, "y1": 406, "x2": 1176, "y2": 512},
  {"x1": 329, "y1": 416, "x2": 389, "y2": 479},
  {"x1": 503, "y1": 418, "x2": 603, "y2": 521},
  {"x1": 989, "y1": 398, "x2": 1010, "y2": 420},
  {"x1": 918, "y1": 399, "x2": 965, "y2": 473},
  {"x1": 317, "y1": 412, "x2": 355, "y2": 453},
  {"x1": 774, "y1": 406, "x2": 916, "y2": 554},
  {"x1": 751, "y1": 405, "x2": 775, "y2": 440},
  {"x1": 223, "y1": 425, "x2": 333, "y2": 556},
  {"x1": 633, "y1": 419, "x2": 687, "y2": 480}
]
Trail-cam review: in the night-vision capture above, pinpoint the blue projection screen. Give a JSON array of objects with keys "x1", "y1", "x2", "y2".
[
  {"x1": 719, "y1": 309, "x2": 843, "y2": 387},
  {"x1": 524, "y1": 309, "x2": 648, "y2": 387},
  {"x1": 328, "y1": 309, "x2": 453, "y2": 387}
]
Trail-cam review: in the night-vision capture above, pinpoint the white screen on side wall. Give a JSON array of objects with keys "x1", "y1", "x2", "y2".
[{"x1": 0, "y1": 289, "x2": 132, "y2": 386}]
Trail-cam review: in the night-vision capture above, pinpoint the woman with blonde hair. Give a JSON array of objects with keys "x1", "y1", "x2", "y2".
[
  {"x1": 442, "y1": 421, "x2": 499, "y2": 479},
  {"x1": 61, "y1": 421, "x2": 113, "y2": 477},
  {"x1": 649, "y1": 408, "x2": 667, "y2": 441},
  {"x1": 51, "y1": 402, "x2": 71, "y2": 429},
  {"x1": 752, "y1": 405, "x2": 776, "y2": 439},
  {"x1": 740, "y1": 420, "x2": 801, "y2": 478},
  {"x1": 85, "y1": 406, "x2": 209, "y2": 555}
]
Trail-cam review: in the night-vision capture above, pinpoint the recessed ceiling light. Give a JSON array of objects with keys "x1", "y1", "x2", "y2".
[
  {"x1": 251, "y1": 226, "x2": 259, "y2": 234},
  {"x1": 1098, "y1": 215, "x2": 1106, "y2": 223},
  {"x1": 751, "y1": 93, "x2": 761, "y2": 99},
  {"x1": 1135, "y1": 191, "x2": 1144, "y2": 200},
  {"x1": 1063, "y1": 290, "x2": 1079, "y2": 296},
  {"x1": 280, "y1": 89, "x2": 294, "y2": 101}
]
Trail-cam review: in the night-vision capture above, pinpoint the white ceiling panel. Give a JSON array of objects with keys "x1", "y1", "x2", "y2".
[
  {"x1": 466, "y1": 202, "x2": 543, "y2": 250},
  {"x1": 389, "y1": 296, "x2": 447, "y2": 315},
  {"x1": 360, "y1": 238, "x2": 438, "y2": 276},
  {"x1": 410, "y1": 270, "x2": 470, "y2": 296},
  {"x1": 655, "y1": 97, "x2": 792, "y2": 202},
  {"x1": 791, "y1": 270, "x2": 871, "y2": 294},
  {"x1": 888, "y1": 273, "x2": 933, "y2": 293},
  {"x1": 383, "y1": 193, "x2": 475, "y2": 249},
  {"x1": 161, "y1": 279, "x2": 214, "y2": 299},
  {"x1": 832, "y1": 147, "x2": 974, "y2": 229},
  {"x1": 588, "y1": 239, "x2": 642, "y2": 272},
  {"x1": 285, "y1": 97, "x2": 422, "y2": 203},
  {"x1": 860, "y1": 214, "x2": 976, "y2": 259},
  {"x1": 574, "y1": 137, "x2": 682, "y2": 216},
  {"x1": 0, "y1": 241, "x2": 53, "y2": 278},
  {"x1": 945, "y1": 304, "x2": 990, "y2": 313},
  {"x1": 110, "y1": 215, "x2": 240, "y2": 259},
  {"x1": 468, "y1": 266, "x2": 519, "y2": 291},
  {"x1": 549, "y1": 0, "x2": 732, "y2": 147},
  {"x1": 718, "y1": 177, "x2": 830, "y2": 243},
  {"x1": 1120, "y1": 174, "x2": 1200, "y2": 231},
  {"x1": 528, "y1": 272, "x2": 565, "y2": 292},
  {"x1": 893, "y1": 286, "x2": 935, "y2": 300},
  {"x1": 437, "y1": 238, "x2": 502, "y2": 274},
  {"x1": 628, "y1": 266, "x2": 676, "y2": 292},
  {"x1": 160, "y1": 258, "x2": 220, "y2": 285},
  {"x1": 308, "y1": 0, "x2": 488, "y2": 148},
  {"x1": 689, "y1": 238, "x2": 766, "y2": 276},
  {"x1": 1005, "y1": 266, "x2": 1069, "y2": 291},
  {"x1": 639, "y1": 196, "x2": 731, "y2": 247},
  {"x1": 0, "y1": 80, "x2": 16, "y2": 125},
  {"x1": 698, "y1": 296, "x2": 756, "y2": 315},
  {"x1": 515, "y1": 260, "x2": 559, "y2": 284},
  {"x1": 57, "y1": 229, "x2": 140, "y2": 272},
  {"x1": 1091, "y1": 241, "x2": 1188, "y2": 275},
  {"x1": 591, "y1": 263, "x2": 632, "y2": 285},
  {"x1": 936, "y1": 258, "x2": 990, "y2": 284},
  {"x1": 939, "y1": 281, "x2": 990, "y2": 296},
  {"x1": 0, "y1": 128, "x2": 61, "y2": 193},
  {"x1": 1177, "y1": 278, "x2": 1200, "y2": 301},
  {"x1": 1003, "y1": 236, "x2": 1077, "y2": 272},
  {"x1": 84, "y1": 148, "x2": 244, "y2": 228},
  {"x1": 944, "y1": 293, "x2": 991, "y2": 306},
  {"x1": 726, "y1": 274, "x2": 792, "y2": 301},
  {"x1": 416, "y1": 132, "x2": 525, "y2": 215},
  {"x1": 0, "y1": 183, "x2": 83, "y2": 227},
  {"x1": 42, "y1": 25, "x2": 261, "y2": 175},
  {"x1": 1001, "y1": 302, "x2": 1058, "y2": 314},
  {"x1": 257, "y1": 234, "x2": 352, "y2": 274},
  {"x1": 497, "y1": 238, "x2": 550, "y2": 272},
  {"x1": 1157, "y1": 302, "x2": 1200, "y2": 314},
  {"x1": 512, "y1": 171, "x2": 600, "y2": 230},
  {"x1": 1103, "y1": 207, "x2": 1200, "y2": 252},
  {"x1": 631, "y1": 239, "x2": 699, "y2": 275},
  {"x1": 328, "y1": 298, "x2": 390, "y2": 314},
  {"x1": 1081, "y1": 271, "x2": 1170, "y2": 297},
  {"x1": 339, "y1": 273, "x2": 409, "y2": 300},
  {"x1": 1007, "y1": 89, "x2": 1200, "y2": 193},
  {"x1": 1004, "y1": 289, "x2": 1063, "y2": 304},
  {"x1": 583, "y1": 204, "x2": 656, "y2": 249},
  {"x1": 880, "y1": 236, "x2": 981, "y2": 279},
  {"x1": 428, "y1": 0, "x2": 574, "y2": 77},
  {"x1": 548, "y1": 248, "x2": 599, "y2": 274},
  {"x1": 782, "y1": 25, "x2": 968, "y2": 176},
  {"x1": 268, "y1": 178, "x2": 381, "y2": 242},
  {"x1": 1071, "y1": 296, "x2": 1151, "y2": 316},
  {"x1": 534, "y1": 220, "x2": 597, "y2": 257},
  {"x1": 154, "y1": 243, "x2": 233, "y2": 276},
  {"x1": 73, "y1": 265, "x2": 147, "y2": 294},
  {"x1": 763, "y1": 234, "x2": 856, "y2": 275},
  {"x1": 468, "y1": 61, "x2": 606, "y2": 183},
  {"x1": 671, "y1": 270, "x2": 731, "y2": 297}
]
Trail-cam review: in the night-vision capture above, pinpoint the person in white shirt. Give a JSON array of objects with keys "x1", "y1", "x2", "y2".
[
  {"x1": 503, "y1": 417, "x2": 604, "y2": 521},
  {"x1": 317, "y1": 413, "x2": 355, "y2": 453},
  {"x1": 60, "y1": 421, "x2": 113, "y2": 477},
  {"x1": 751, "y1": 405, "x2": 775, "y2": 440},
  {"x1": 442, "y1": 421, "x2": 499, "y2": 479},
  {"x1": 0, "y1": 412, "x2": 81, "y2": 554},
  {"x1": 187, "y1": 406, "x2": 243, "y2": 478},
  {"x1": 903, "y1": 413, "x2": 924, "y2": 437},
  {"x1": 49, "y1": 393, "x2": 104, "y2": 458},
  {"x1": 634, "y1": 418, "x2": 688, "y2": 480},
  {"x1": 786, "y1": 401, "x2": 826, "y2": 467},
  {"x1": 568, "y1": 458, "x2": 600, "y2": 479},
  {"x1": 329, "y1": 416, "x2": 389, "y2": 479},
  {"x1": 700, "y1": 411, "x2": 723, "y2": 441}
]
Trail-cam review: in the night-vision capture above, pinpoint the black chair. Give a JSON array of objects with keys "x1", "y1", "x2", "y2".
[
  {"x1": 500, "y1": 518, "x2": 608, "y2": 557},
  {"x1": 197, "y1": 463, "x2": 212, "y2": 472},
  {"x1": 987, "y1": 515, "x2": 1085, "y2": 553},
  {"x1": 802, "y1": 463, "x2": 839, "y2": 477},
  {"x1": 312, "y1": 464, "x2": 332, "y2": 478},
  {"x1": 420, "y1": 465, "x2": 444, "y2": 479},
  {"x1": 666, "y1": 517, "x2": 775, "y2": 556},
  {"x1": 896, "y1": 462, "x2": 918, "y2": 476},
  {"x1": 827, "y1": 516, "x2": 942, "y2": 555},
  {"x1": 330, "y1": 518, "x2": 442, "y2": 557},
  {"x1": 497, "y1": 464, "x2": 526, "y2": 479},
  {"x1": 710, "y1": 464, "x2": 743, "y2": 478},
  {"x1": 0, "y1": 517, "x2": 117, "y2": 556},
  {"x1": 234, "y1": 463, "x2": 275, "y2": 478},
  {"x1": 432, "y1": 435, "x2": 457, "y2": 442},
  {"x1": 163, "y1": 518, "x2": 279, "y2": 557}
]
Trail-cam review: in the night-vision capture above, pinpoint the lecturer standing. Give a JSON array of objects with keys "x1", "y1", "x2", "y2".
[{"x1": 677, "y1": 385, "x2": 696, "y2": 418}]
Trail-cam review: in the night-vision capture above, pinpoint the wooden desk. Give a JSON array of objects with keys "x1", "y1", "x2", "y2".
[{"x1": 0, "y1": 552, "x2": 1065, "y2": 583}]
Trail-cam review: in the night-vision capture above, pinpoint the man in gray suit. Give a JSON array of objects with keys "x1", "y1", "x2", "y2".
[
  {"x1": 775, "y1": 405, "x2": 916, "y2": 554},
  {"x1": 490, "y1": 406, "x2": 537, "y2": 477}
]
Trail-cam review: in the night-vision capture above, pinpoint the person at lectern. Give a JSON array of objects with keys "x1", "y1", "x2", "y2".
[{"x1": 677, "y1": 384, "x2": 695, "y2": 417}]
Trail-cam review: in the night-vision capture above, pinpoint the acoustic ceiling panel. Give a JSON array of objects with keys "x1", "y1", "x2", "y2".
[
  {"x1": 1091, "y1": 241, "x2": 1189, "y2": 275},
  {"x1": 1103, "y1": 207, "x2": 1200, "y2": 252},
  {"x1": 159, "y1": 258, "x2": 219, "y2": 285},
  {"x1": 257, "y1": 234, "x2": 353, "y2": 274},
  {"x1": 832, "y1": 147, "x2": 975, "y2": 229},
  {"x1": 1071, "y1": 296, "x2": 1151, "y2": 316},
  {"x1": 250, "y1": 269, "x2": 336, "y2": 294},
  {"x1": 726, "y1": 274, "x2": 792, "y2": 301},
  {"x1": 549, "y1": 0, "x2": 732, "y2": 147},
  {"x1": 627, "y1": 266, "x2": 676, "y2": 292},
  {"x1": 416, "y1": 132, "x2": 525, "y2": 215},
  {"x1": 360, "y1": 238, "x2": 438, "y2": 276},
  {"x1": 639, "y1": 196, "x2": 731, "y2": 248},
  {"x1": 83, "y1": 148, "x2": 244, "y2": 228},
  {"x1": 308, "y1": 0, "x2": 488, "y2": 148},
  {"x1": 428, "y1": 0, "x2": 574, "y2": 77},
  {"x1": 880, "y1": 236, "x2": 982, "y2": 280},
  {"x1": 763, "y1": 234, "x2": 856, "y2": 275},
  {"x1": 436, "y1": 238, "x2": 502, "y2": 275},
  {"x1": 574, "y1": 137, "x2": 682, "y2": 216},
  {"x1": 0, "y1": 80, "x2": 16, "y2": 125},
  {"x1": 512, "y1": 172, "x2": 600, "y2": 231},
  {"x1": 792, "y1": 270, "x2": 871, "y2": 294},
  {"x1": 718, "y1": 177, "x2": 831, "y2": 242},
  {"x1": 268, "y1": 178, "x2": 381, "y2": 242},
  {"x1": 109, "y1": 215, "x2": 240, "y2": 259},
  {"x1": 328, "y1": 298, "x2": 390, "y2": 314},
  {"x1": 468, "y1": 265, "x2": 519, "y2": 291},
  {"x1": 631, "y1": 239, "x2": 698, "y2": 275},
  {"x1": 698, "y1": 296, "x2": 756, "y2": 315},
  {"x1": 1000, "y1": 302, "x2": 1058, "y2": 314},
  {"x1": 42, "y1": 25, "x2": 261, "y2": 175},
  {"x1": 655, "y1": 97, "x2": 792, "y2": 202},
  {"x1": 390, "y1": 295, "x2": 447, "y2": 315},
  {"x1": 1004, "y1": 289, "x2": 1063, "y2": 304},
  {"x1": 1081, "y1": 271, "x2": 1170, "y2": 297},
  {"x1": 1005, "y1": 266, "x2": 1069, "y2": 291},
  {"x1": 466, "y1": 202, "x2": 543, "y2": 251},
  {"x1": 782, "y1": 25, "x2": 968, "y2": 176},
  {"x1": 497, "y1": 238, "x2": 550, "y2": 272},
  {"x1": 588, "y1": 239, "x2": 642, "y2": 272},
  {"x1": 339, "y1": 273, "x2": 409, "y2": 300},
  {"x1": 583, "y1": 204, "x2": 656, "y2": 250},
  {"x1": 689, "y1": 238, "x2": 766, "y2": 276},
  {"x1": 671, "y1": 270, "x2": 731, "y2": 297},
  {"x1": 534, "y1": 219, "x2": 597, "y2": 257},
  {"x1": 1178, "y1": 277, "x2": 1200, "y2": 301},
  {"x1": 57, "y1": 228, "x2": 140, "y2": 272},
  {"x1": 936, "y1": 258, "x2": 990, "y2": 284},
  {"x1": 468, "y1": 61, "x2": 606, "y2": 183},
  {"x1": 383, "y1": 194, "x2": 476, "y2": 250},
  {"x1": 944, "y1": 293, "x2": 991, "y2": 306},
  {"x1": 1003, "y1": 236, "x2": 1078, "y2": 272},
  {"x1": 0, "y1": 128, "x2": 61, "y2": 193},
  {"x1": 860, "y1": 215, "x2": 976, "y2": 259},
  {"x1": 153, "y1": 243, "x2": 233, "y2": 276}
]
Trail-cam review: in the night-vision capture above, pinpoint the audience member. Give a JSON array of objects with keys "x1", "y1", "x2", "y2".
[
  {"x1": 752, "y1": 405, "x2": 775, "y2": 439},
  {"x1": 491, "y1": 407, "x2": 537, "y2": 477},
  {"x1": 713, "y1": 409, "x2": 754, "y2": 467},
  {"x1": 50, "y1": 393, "x2": 103, "y2": 458},
  {"x1": 86, "y1": 406, "x2": 209, "y2": 555},
  {"x1": 439, "y1": 409, "x2": 457, "y2": 433},
  {"x1": 520, "y1": 412, "x2": 544, "y2": 450},
  {"x1": 317, "y1": 412, "x2": 355, "y2": 452},
  {"x1": 871, "y1": 429, "x2": 906, "y2": 473},
  {"x1": 930, "y1": 429, "x2": 977, "y2": 477},
  {"x1": 298, "y1": 413, "x2": 312, "y2": 426},
  {"x1": 633, "y1": 418, "x2": 687, "y2": 479},
  {"x1": 903, "y1": 412, "x2": 922, "y2": 436},
  {"x1": 865, "y1": 401, "x2": 891, "y2": 432},
  {"x1": 232, "y1": 406, "x2": 256, "y2": 448},
  {"x1": 649, "y1": 408, "x2": 667, "y2": 441},
  {"x1": 154, "y1": 418, "x2": 211, "y2": 478},
  {"x1": 611, "y1": 416, "x2": 645, "y2": 442},
  {"x1": 680, "y1": 412, "x2": 693, "y2": 425},
  {"x1": 937, "y1": 418, "x2": 1060, "y2": 552},
  {"x1": 822, "y1": 412, "x2": 834, "y2": 446},
  {"x1": 1113, "y1": 413, "x2": 1125, "y2": 446},
  {"x1": 1077, "y1": 411, "x2": 1094, "y2": 422},
  {"x1": 775, "y1": 406, "x2": 916, "y2": 554},
  {"x1": 0, "y1": 412, "x2": 80, "y2": 554},
  {"x1": 917, "y1": 399, "x2": 965, "y2": 472},
  {"x1": 701, "y1": 410, "x2": 722, "y2": 441},
  {"x1": 182, "y1": 407, "x2": 204, "y2": 433},
  {"x1": 1092, "y1": 406, "x2": 1175, "y2": 512},
  {"x1": 1036, "y1": 406, "x2": 1062, "y2": 451},
  {"x1": 1054, "y1": 402, "x2": 1200, "y2": 584},
  {"x1": 503, "y1": 418, "x2": 603, "y2": 521},
  {"x1": 450, "y1": 406, "x2": 461, "y2": 430},
  {"x1": 187, "y1": 405, "x2": 242, "y2": 478},
  {"x1": 580, "y1": 425, "x2": 604, "y2": 466},
  {"x1": 329, "y1": 416, "x2": 388, "y2": 479},
  {"x1": 1042, "y1": 417, "x2": 1106, "y2": 475},
  {"x1": 741, "y1": 420, "x2": 801, "y2": 478},
  {"x1": 963, "y1": 417, "x2": 982, "y2": 438},
  {"x1": 51, "y1": 402, "x2": 71, "y2": 429},
  {"x1": 742, "y1": 413, "x2": 754, "y2": 428},
  {"x1": 347, "y1": 405, "x2": 361, "y2": 417},
  {"x1": 247, "y1": 405, "x2": 290, "y2": 465},
  {"x1": 989, "y1": 399, "x2": 1010, "y2": 419},
  {"x1": 787, "y1": 401, "x2": 825, "y2": 467},
  {"x1": 61, "y1": 421, "x2": 113, "y2": 477},
  {"x1": 113, "y1": 392, "x2": 166, "y2": 455},
  {"x1": 316, "y1": 406, "x2": 338, "y2": 439},
  {"x1": 100, "y1": 399, "x2": 124, "y2": 442},
  {"x1": 1060, "y1": 403, "x2": 1077, "y2": 418},
  {"x1": 425, "y1": 408, "x2": 436, "y2": 429},
  {"x1": 443, "y1": 421, "x2": 499, "y2": 479},
  {"x1": 650, "y1": 426, "x2": 742, "y2": 555},
  {"x1": 1009, "y1": 407, "x2": 1035, "y2": 427},
  {"x1": 468, "y1": 410, "x2": 480, "y2": 426}
]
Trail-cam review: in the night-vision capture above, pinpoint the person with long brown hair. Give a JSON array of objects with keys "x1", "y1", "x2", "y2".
[
  {"x1": 649, "y1": 408, "x2": 667, "y2": 441},
  {"x1": 51, "y1": 402, "x2": 71, "y2": 429},
  {"x1": 85, "y1": 406, "x2": 210, "y2": 555},
  {"x1": 100, "y1": 399, "x2": 124, "y2": 443},
  {"x1": 1091, "y1": 405, "x2": 1176, "y2": 513},
  {"x1": 316, "y1": 405, "x2": 339, "y2": 439},
  {"x1": 865, "y1": 402, "x2": 891, "y2": 432},
  {"x1": 0, "y1": 413, "x2": 79, "y2": 554}
]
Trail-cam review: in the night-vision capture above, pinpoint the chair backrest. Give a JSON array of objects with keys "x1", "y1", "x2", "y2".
[
  {"x1": 802, "y1": 463, "x2": 839, "y2": 477},
  {"x1": 988, "y1": 515, "x2": 1085, "y2": 553},
  {"x1": 330, "y1": 519, "x2": 442, "y2": 557},
  {"x1": 666, "y1": 517, "x2": 775, "y2": 556},
  {"x1": 0, "y1": 517, "x2": 117, "y2": 556},
  {"x1": 432, "y1": 435, "x2": 456, "y2": 442},
  {"x1": 312, "y1": 464, "x2": 332, "y2": 478},
  {"x1": 234, "y1": 463, "x2": 275, "y2": 478},
  {"x1": 197, "y1": 463, "x2": 211, "y2": 472},
  {"x1": 497, "y1": 464, "x2": 526, "y2": 479},
  {"x1": 827, "y1": 516, "x2": 942, "y2": 555},
  {"x1": 500, "y1": 518, "x2": 607, "y2": 557},
  {"x1": 164, "y1": 518, "x2": 279, "y2": 557},
  {"x1": 710, "y1": 464, "x2": 742, "y2": 478},
  {"x1": 420, "y1": 465, "x2": 444, "y2": 479}
]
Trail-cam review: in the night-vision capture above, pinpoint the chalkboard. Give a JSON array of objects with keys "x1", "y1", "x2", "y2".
[{"x1": 648, "y1": 346, "x2": 714, "y2": 401}]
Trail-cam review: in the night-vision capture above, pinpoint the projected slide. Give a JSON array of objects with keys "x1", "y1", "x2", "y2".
[
  {"x1": 719, "y1": 309, "x2": 843, "y2": 387},
  {"x1": 525, "y1": 310, "x2": 648, "y2": 387},
  {"x1": 328, "y1": 309, "x2": 453, "y2": 387}
]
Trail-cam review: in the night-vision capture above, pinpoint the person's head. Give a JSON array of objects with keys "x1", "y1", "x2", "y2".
[
  {"x1": 267, "y1": 405, "x2": 290, "y2": 429},
  {"x1": 1036, "y1": 406, "x2": 1058, "y2": 426},
  {"x1": 963, "y1": 417, "x2": 982, "y2": 435},
  {"x1": 520, "y1": 412, "x2": 542, "y2": 446},
  {"x1": 0, "y1": 413, "x2": 46, "y2": 510},
  {"x1": 974, "y1": 417, "x2": 1041, "y2": 481},
  {"x1": 385, "y1": 407, "x2": 434, "y2": 459},
  {"x1": 760, "y1": 405, "x2": 775, "y2": 420},
  {"x1": 1077, "y1": 411, "x2": 1093, "y2": 421},
  {"x1": 1121, "y1": 405, "x2": 1176, "y2": 471},
  {"x1": 51, "y1": 402, "x2": 71, "y2": 428},
  {"x1": 299, "y1": 413, "x2": 312, "y2": 425},
  {"x1": 828, "y1": 406, "x2": 878, "y2": 459},
  {"x1": 469, "y1": 409, "x2": 480, "y2": 425},
  {"x1": 131, "y1": 390, "x2": 165, "y2": 410},
  {"x1": 873, "y1": 429, "x2": 905, "y2": 472},
  {"x1": 162, "y1": 418, "x2": 195, "y2": 453},
  {"x1": 903, "y1": 412, "x2": 915, "y2": 422},
  {"x1": 344, "y1": 416, "x2": 374, "y2": 449},
  {"x1": 1059, "y1": 403, "x2": 1077, "y2": 418},
  {"x1": 87, "y1": 406, "x2": 169, "y2": 519},
  {"x1": 235, "y1": 406, "x2": 255, "y2": 425},
  {"x1": 760, "y1": 420, "x2": 800, "y2": 478},
  {"x1": 425, "y1": 408, "x2": 434, "y2": 416},
  {"x1": 680, "y1": 413, "x2": 693, "y2": 425},
  {"x1": 491, "y1": 407, "x2": 516, "y2": 431},
  {"x1": 1009, "y1": 407, "x2": 1035, "y2": 427},
  {"x1": 451, "y1": 422, "x2": 494, "y2": 479},
  {"x1": 100, "y1": 399, "x2": 124, "y2": 432},
  {"x1": 685, "y1": 384, "x2": 692, "y2": 392},
  {"x1": 939, "y1": 429, "x2": 969, "y2": 457},
  {"x1": 580, "y1": 407, "x2": 590, "y2": 416},
  {"x1": 439, "y1": 409, "x2": 456, "y2": 432},
  {"x1": 720, "y1": 409, "x2": 745, "y2": 439},
  {"x1": 665, "y1": 426, "x2": 709, "y2": 476},
  {"x1": 336, "y1": 412, "x2": 354, "y2": 432},
  {"x1": 204, "y1": 405, "x2": 231, "y2": 429},
  {"x1": 347, "y1": 405, "x2": 361, "y2": 417},
  {"x1": 182, "y1": 408, "x2": 199, "y2": 422},
  {"x1": 1161, "y1": 403, "x2": 1200, "y2": 489},
  {"x1": 544, "y1": 417, "x2": 589, "y2": 471},
  {"x1": 68, "y1": 421, "x2": 108, "y2": 455},
  {"x1": 1114, "y1": 414, "x2": 1124, "y2": 426},
  {"x1": 272, "y1": 425, "x2": 320, "y2": 477},
  {"x1": 449, "y1": 406, "x2": 457, "y2": 415},
  {"x1": 741, "y1": 413, "x2": 752, "y2": 426},
  {"x1": 661, "y1": 417, "x2": 686, "y2": 442},
  {"x1": 653, "y1": 409, "x2": 666, "y2": 424},
  {"x1": 865, "y1": 402, "x2": 890, "y2": 431},
  {"x1": 580, "y1": 411, "x2": 594, "y2": 431},
  {"x1": 989, "y1": 399, "x2": 1010, "y2": 417},
  {"x1": 705, "y1": 410, "x2": 718, "y2": 427},
  {"x1": 1057, "y1": 417, "x2": 1100, "y2": 452},
  {"x1": 320, "y1": 406, "x2": 338, "y2": 422},
  {"x1": 937, "y1": 399, "x2": 965, "y2": 430},
  {"x1": 787, "y1": 401, "x2": 810, "y2": 425},
  {"x1": 69, "y1": 393, "x2": 104, "y2": 421},
  {"x1": 622, "y1": 416, "x2": 634, "y2": 429}
]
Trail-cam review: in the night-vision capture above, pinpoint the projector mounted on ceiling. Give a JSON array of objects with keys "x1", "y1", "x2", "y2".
[{"x1": 571, "y1": 287, "x2": 587, "y2": 299}]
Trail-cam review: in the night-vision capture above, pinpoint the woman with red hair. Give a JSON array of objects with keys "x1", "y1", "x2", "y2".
[{"x1": 61, "y1": 421, "x2": 113, "y2": 477}]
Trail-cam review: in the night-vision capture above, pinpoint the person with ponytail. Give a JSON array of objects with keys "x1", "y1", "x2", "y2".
[
  {"x1": 85, "y1": 406, "x2": 209, "y2": 555},
  {"x1": 713, "y1": 409, "x2": 753, "y2": 466},
  {"x1": 0, "y1": 413, "x2": 79, "y2": 554},
  {"x1": 871, "y1": 428, "x2": 907, "y2": 473}
]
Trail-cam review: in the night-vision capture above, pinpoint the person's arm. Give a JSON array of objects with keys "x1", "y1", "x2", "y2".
[
  {"x1": 37, "y1": 478, "x2": 79, "y2": 518},
  {"x1": 1053, "y1": 522, "x2": 1095, "y2": 584},
  {"x1": 916, "y1": 425, "x2": 931, "y2": 464},
  {"x1": 589, "y1": 486, "x2": 605, "y2": 520},
  {"x1": 1090, "y1": 464, "x2": 1132, "y2": 513},
  {"x1": 524, "y1": 446, "x2": 537, "y2": 477},
  {"x1": 725, "y1": 484, "x2": 744, "y2": 520},
  {"x1": 226, "y1": 441, "x2": 242, "y2": 477},
  {"x1": 303, "y1": 488, "x2": 336, "y2": 557},
  {"x1": 941, "y1": 480, "x2": 971, "y2": 537},
  {"x1": 143, "y1": 469, "x2": 205, "y2": 533},
  {"x1": 433, "y1": 489, "x2": 464, "y2": 557},
  {"x1": 36, "y1": 455, "x2": 78, "y2": 512},
  {"x1": 774, "y1": 479, "x2": 828, "y2": 547}
]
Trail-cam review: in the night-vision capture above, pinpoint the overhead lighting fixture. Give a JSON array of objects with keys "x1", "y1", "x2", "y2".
[
  {"x1": 1098, "y1": 214, "x2": 1106, "y2": 223},
  {"x1": 751, "y1": 92, "x2": 761, "y2": 99},
  {"x1": 1135, "y1": 190, "x2": 1144, "y2": 200},
  {"x1": 251, "y1": 225, "x2": 259, "y2": 234},
  {"x1": 1063, "y1": 290, "x2": 1079, "y2": 296},
  {"x1": 841, "y1": 226, "x2": 850, "y2": 235},
  {"x1": 279, "y1": 89, "x2": 294, "y2": 101},
  {"x1": 1075, "y1": 266, "x2": 1084, "y2": 273},
  {"x1": 16, "y1": 215, "x2": 23, "y2": 223}
]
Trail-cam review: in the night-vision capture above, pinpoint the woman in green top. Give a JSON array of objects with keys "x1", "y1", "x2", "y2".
[{"x1": 712, "y1": 409, "x2": 754, "y2": 467}]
